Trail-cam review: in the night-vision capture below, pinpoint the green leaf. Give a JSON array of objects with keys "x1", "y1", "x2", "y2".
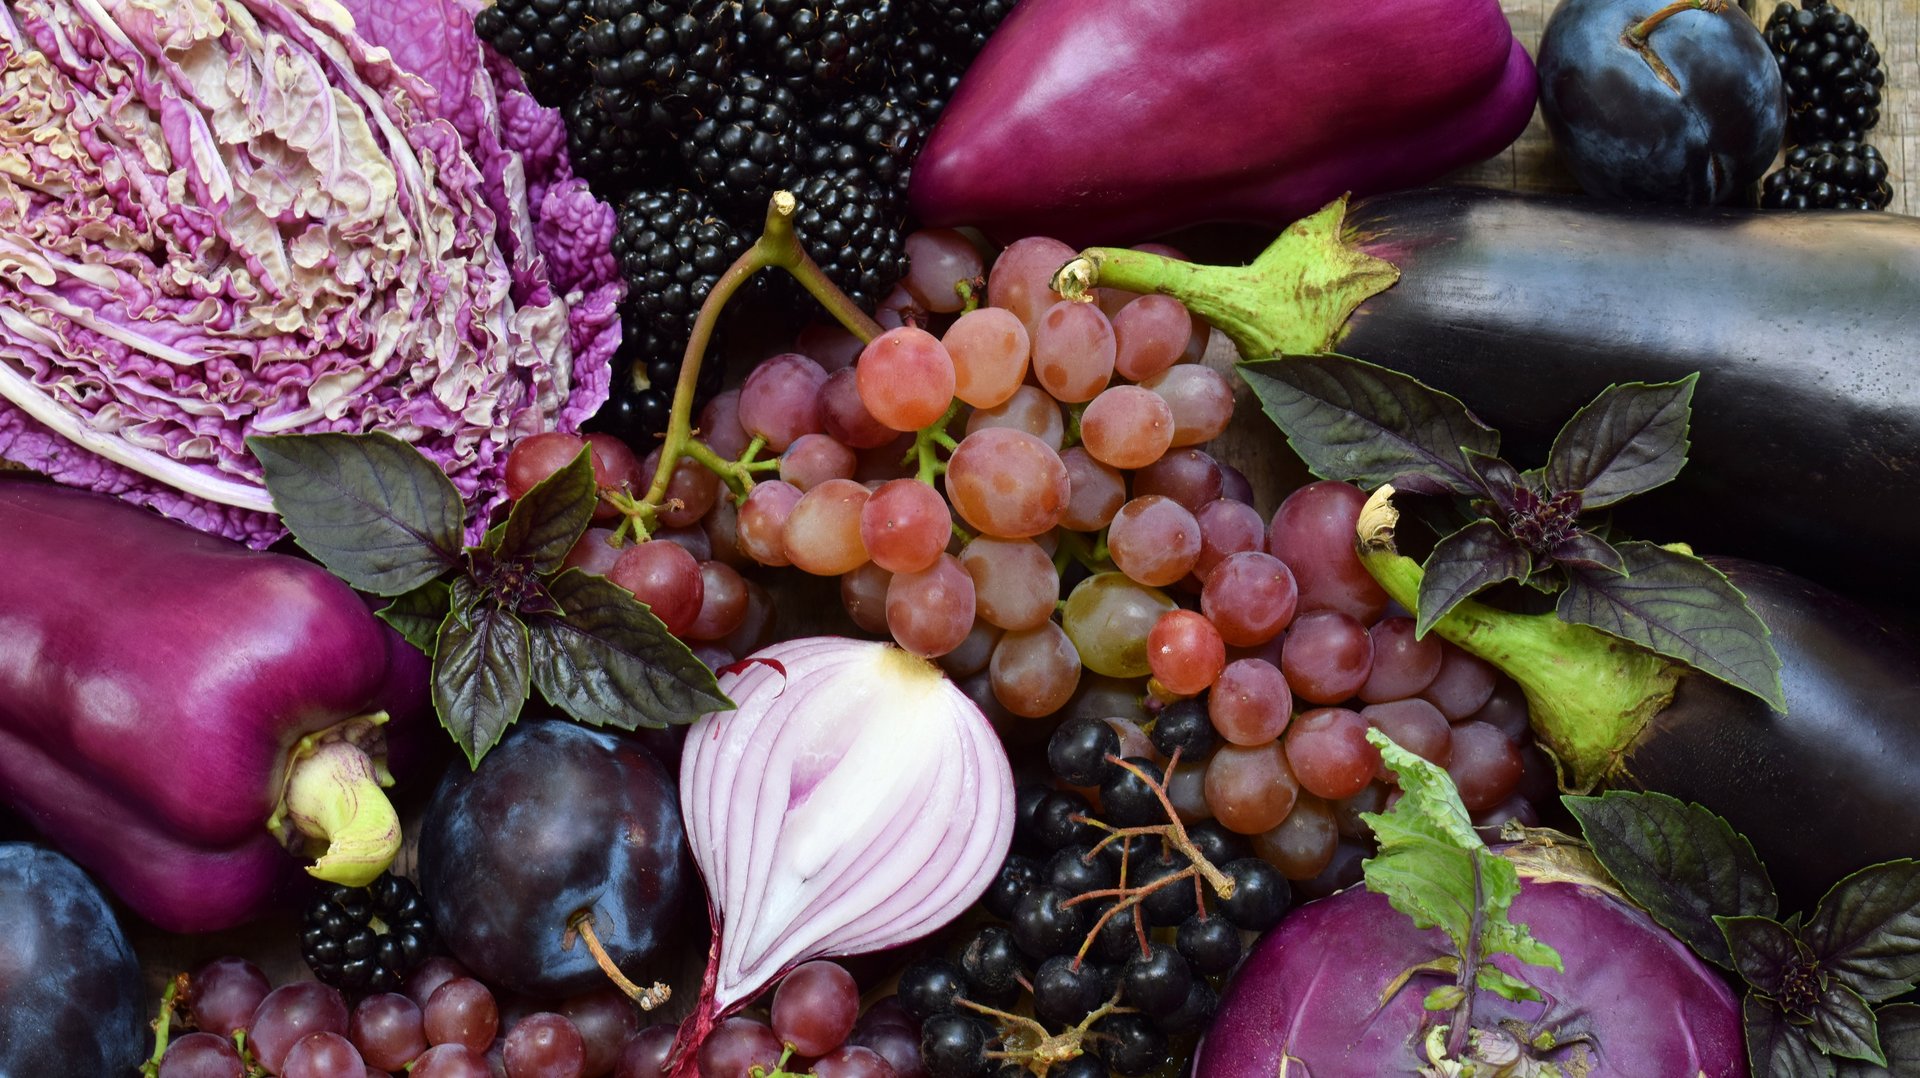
[
  {"x1": 486, "y1": 447, "x2": 597, "y2": 574},
  {"x1": 1837, "y1": 1004, "x2": 1920, "y2": 1077},
  {"x1": 1414, "y1": 520, "x2": 1533, "y2": 638},
  {"x1": 1359, "y1": 731, "x2": 1562, "y2": 995},
  {"x1": 525, "y1": 570, "x2": 732, "y2": 731},
  {"x1": 248, "y1": 432, "x2": 463, "y2": 595},
  {"x1": 1475, "y1": 966, "x2": 1548, "y2": 1004},
  {"x1": 1720, "y1": 914, "x2": 1808, "y2": 1000},
  {"x1": 1563, "y1": 790, "x2": 1777, "y2": 970},
  {"x1": 1748, "y1": 997, "x2": 1839, "y2": 1078},
  {"x1": 1806, "y1": 860, "x2": 1920, "y2": 1004},
  {"x1": 1558, "y1": 540, "x2": 1786, "y2": 710},
  {"x1": 1807, "y1": 981, "x2": 1885, "y2": 1066},
  {"x1": 1545, "y1": 376, "x2": 1696, "y2": 508},
  {"x1": 1238, "y1": 354, "x2": 1500, "y2": 498},
  {"x1": 432, "y1": 594, "x2": 532, "y2": 767},
  {"x1": 376, "y1": 579, "x2": 453, "y2": 656}
]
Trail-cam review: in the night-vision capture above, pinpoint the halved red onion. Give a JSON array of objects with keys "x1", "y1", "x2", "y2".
[{"x1": 679, "y1": 637, "x2": 1016, "y2": 1019}]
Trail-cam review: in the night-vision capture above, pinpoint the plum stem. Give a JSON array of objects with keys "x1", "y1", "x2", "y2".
[
  {"x1": 567, "y1": 911, "x2": 671, "y2": 1010},
  {"x1": 1626, "y1": 0, "x2": 1726, "y2": 45}
]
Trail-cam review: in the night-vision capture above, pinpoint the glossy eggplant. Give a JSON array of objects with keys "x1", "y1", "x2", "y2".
[
  {"x1": 1353, "y1": 492, "x2": 1920, "y2": 912},
  {"x1": 1054, "y1": 187, "x2": 1920, "y2": 601},
  {"x1": 909, "y1": 0, "x2": 1537, "y2": 246}
]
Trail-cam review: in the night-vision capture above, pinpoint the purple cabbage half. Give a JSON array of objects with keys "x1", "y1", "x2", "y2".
[
  {"x1": 0, "y1": 0, "x2": 620, "y2": 546},
  {"x1": 1194, "y1": 844, "x2": 1748, "y2": 1077}
]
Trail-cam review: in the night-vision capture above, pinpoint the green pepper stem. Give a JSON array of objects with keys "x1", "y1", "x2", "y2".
[
  {"x1": 1354, "y1": 487, "x2": 1682, "y2": 792},
  {"x1": 1051, "y1": 197, "x2": 1402, "y2": 360},
  {"x1": 267, "y1": 714, "x2": 401, "y2": 887}
]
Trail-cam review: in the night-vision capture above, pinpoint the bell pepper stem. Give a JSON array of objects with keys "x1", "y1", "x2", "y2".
[{"x1": 268, "y1": 713, "x2": 402, "y2": 887}]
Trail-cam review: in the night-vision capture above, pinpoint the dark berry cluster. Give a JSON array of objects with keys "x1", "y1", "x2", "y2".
[
  {"x1": 882, "y1": 711, "x2": 1291, "y2": 1078},
  {"x1": 1765, "y1": 0, "x2": 1885, "y2": 143},
  {"x1": 300, "y1": 873, "x2": 436, "y2": 994},
  {"x1": 1762, "y1": 139, "x2": 1893, "y2": 210},
  {"x1": 474, "y1": 0, "x2": 1022, "y2": 442}
]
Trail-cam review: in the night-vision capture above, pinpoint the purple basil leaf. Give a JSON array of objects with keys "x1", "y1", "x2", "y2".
[
  {"x1": 432, "y1": 590, "x2": 532, "y2": 768},
  {"x1": 377, "y1": 579, "x2": 453, "y2": 656},
  {"x1": 486, "y1": 446, "x2": 596, "y2": 575},
  {"x1": 1720, "y1": 915, "x2": 1806, "y2": 999},
  {"x1": 1806, "y1": 860, "x2": 1920, "y2": 1004},
  {"x1": 1550, "y1": 529, "x2": 1627, "y2": 575},
  {"x1": 1747, "y1": 996, "x2": 1840, "y2": 1078},
  {"x1": 525, "y1": 569, "x2": 732, "y2": 731},
  {"x1": 1559, "y1": 541, "x2": 1786, "y2": 710},
  {"x1": 1806, "y1": 982, "x2": 1886, "y2": 1066},
  {"x1": 1239, "y1": 354, "x2": 1498, "y2": 497},
  {"x1": 1545, "y1": 376, "x2": 1697, "y2": 509},
  {"x1": 1463, "y1": 448, "x2": 1529, "y2": 518},
  {"x1": 1413, "y1": 520, "x2": 1532, "y2": 638},
  {"x1": 1563, "y1": 790, "x2": 1776, "y2": 970},
  {"x1": 1837, "y1": 1004, "x2": 1920, "y2": 1077}
]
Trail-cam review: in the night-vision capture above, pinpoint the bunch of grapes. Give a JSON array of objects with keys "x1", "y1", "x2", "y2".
[{"x1": 154, "y1": 954, "x2": 656, "y2": 1077}]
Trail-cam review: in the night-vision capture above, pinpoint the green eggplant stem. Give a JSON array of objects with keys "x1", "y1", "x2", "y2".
[
  {"x1": 1354, "y1": 487, "x2": 1682, "y2": 792},
  {"x1": 1050, "y1": 197, "x2": 1402, "y2": 359},
  {"x1": 268, "y1": 713, "x2": 401, "y2": 887}
]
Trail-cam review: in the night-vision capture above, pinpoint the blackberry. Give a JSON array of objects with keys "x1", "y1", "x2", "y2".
[
  {"x1": 564, "y1": 88, "x2": 681, "y2": 194},
  {"x1": 1765, "y1": 1, "x2": 1885, "y2": 141},
  {"x1": 577, "y1": 0, "x2": 736, "y2": 98},
  {"x1": 1761, "y1": 139, "x2": 1893, "y2": 209},
  {"x1": 593, "y1": 186, "x2": 749, "y2": 441},
  {"x1": 678, "y1": 73, "x2": 810, "y2": 212},
  {"x1": 807, "y1": 89, "x2": 924, "y2": 198},
  {"x1": 300, "y1": 873, "x2": 434, "y2": 994},
  {"x1": 783, "y1": 167, "x2": 909, "y2": 313},
  {"x1": 735, "y1": 0, "x2": 900, "y2": 98},
  {"x1": 882, "y1": 37, "x2": 963, "y2": 127},
  {"x1": 474, "y1": 0, "x2": 591, "y2": 106},
  {"x1": 916, "y1": 0, "x2": 1017, "y2": 59}
]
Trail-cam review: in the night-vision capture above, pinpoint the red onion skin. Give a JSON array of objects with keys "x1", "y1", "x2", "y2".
[{"x1": 1193, "y1": 869, "x2": 1746, "y2": 1076}]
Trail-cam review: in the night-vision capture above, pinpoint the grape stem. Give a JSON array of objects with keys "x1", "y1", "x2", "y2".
[
  {"x1": 962, "y1": 980, "x2": 1133, "y2": 1074},
  {"x1": 912, "y1": 399, "x2": 965, "y2": 485},
  {"x1": 632, "y1": 192, "x2": 885, "y2": 531},
  {"x1": 566, "y1": 911, "x2": 671, "y2": 1010},
  {"x1": 138, "y1": 973, "x2": 187, "y2": 1078}
]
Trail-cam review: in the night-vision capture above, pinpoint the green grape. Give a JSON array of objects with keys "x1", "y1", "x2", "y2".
[{"x1": 1061, "y1": 572, "x2": 1178, "y2": 678}]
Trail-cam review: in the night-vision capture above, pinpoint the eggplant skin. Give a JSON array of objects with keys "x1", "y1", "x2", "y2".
[
  {"x1": 1339, "y1": 187, "x2": 1920, "y2": 604},
  {"x1": 1622, "y1": 558, "x2": 1920, "y2": 912}
]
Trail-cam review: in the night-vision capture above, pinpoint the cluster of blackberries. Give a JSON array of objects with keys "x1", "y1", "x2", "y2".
[
  {"x1": 300, "y1": 873, "x2": 437, "y2": 994},
  {"x1": 474, "y1": 0, "x2": 1017, "y2": 442},
  {"x1": 884, "y1": 711, "x2": 1291, "y2": 1078},
  {"x1": 1762, "y1": 1, "x2": 1894, "y2": 210}
]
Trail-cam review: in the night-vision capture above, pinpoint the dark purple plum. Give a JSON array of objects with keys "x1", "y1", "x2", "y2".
[
  {"x1": 1538, "y1": 0, "x2": 1785, "y2": 204},
  {"x1": 416, "y1": 720, "x2": 689, "y2": 997},
  {"x1": 0, "y1": 844, "x2": 145, "y2": 1076}
]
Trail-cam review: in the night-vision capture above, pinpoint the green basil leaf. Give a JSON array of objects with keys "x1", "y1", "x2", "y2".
[
  {"x1": 376, "y1": 579, "x2": 453, "y2": 656},
  {"x1": 1807, "y1": 982, "x2": 1886, "y2": 1066},
  {"x1": 1414, "y1": 520, "x2": 1533, "y2": 638},
  {"x1": 525, "y1": 570, "x2": 732, "y2": 730},
  {"x1": 1238, "y1": 354, "x2": 1499, "y2": 498},
  {"x1": 1720, "y1": 915, "x2": 1807, "y2": 999},
  {"x1": 1837, "y1": 1004, "x2": 1920, "y2": 1077},
  {"x1": 1748, "y1": 996, "x2": 1840, "y2": 1078},
  {"x1": 1545, "y1": 376, "x2": 1697, "y2": 509},
  {"x1": 248, "y1": 432, "x2": 463, "y2": 596},
  {"x1": 487, "y1": 447, "x2": 596, "y2": 574},
  {"x1": 1563, "y1": 790, "x2": 1776, "y2": 970},
  {"x1": 1559, "y1": 540, "x2": 1786, "y2": 710},
  {"x1": 1806, "y1": 860, "x2": 1920, "y2": 1004},
  {"x1": 432, "y1": 599, "x2": 532, "y2": 767}
]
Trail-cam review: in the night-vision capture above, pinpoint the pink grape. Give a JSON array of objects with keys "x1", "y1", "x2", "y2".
[
  {"x1": 405, "y1": 958, "x2": 470, "y2": 1010},
  {"x1": 886, "y1": 553, "x2": 976, "y2": 657},
  {"x1": 1253, "y1": 795, "x2": 1339, "y2": 881},
  {"x1": 1423, "y1": 643, "x2": 1501, "y2": 720},
  {"x1": 702, "y1": 497, "x2": 749, "y2": 569},
  {"x1": 157, "y1": 1032, "x2": 244, "y2": 1078},
  {"x1": 1147, "y1": 609, "x2": 1227, "y2": 696},
  {"x1": 1363, "y1": 698, "x2": 1454, "y2": 781},
  {"x1": 1031, "y1": 300, "x2": 1115, "y2": 403},
  {"x1": 944, "y1": 306, "x2": 1030, "y2": 409},
  {"x1": 779, "y1": 433, "x2": 859, "y2": 491},
  {"x1": 423, "y1": 978, "x2": 499, "y2": 1053},
  {"x1": 613, "y1": 1025, "x2": 679, "y2": 1078},
  {"x1": 840, "y1": 562, "x2": 894, "y2": 635},
  {"x1": 1108, "y1": 495, "x2": 1202, "y2": 587},
  {"x1": 1208, "y1": 658, "x2": 1293, "y2": 745},
  {"x1": 819, "y1": 367, "x2": 899, "y2": 450},
  {"x1": 1133, "y1": 449, "x2": 1224, "y2": 512},
  {"x1": 699, "y1": 390, "x2": 752, "y2": 460},
  {"x1": 1193, "y1": 499, "x2": 1267, "y2": 581},
  {"x1": 1111, "y1": 294, "x2": 1194, "y2": 382},
  {"x1": 783, "y1": 478, "x2": 872, "y2": 576},
  {"x1": 873, "y1": 283, "x2": 923, "y2": 331},
  {"x1": 350, "y1": 992, "x2": 428, "y2": 1072},
  {"x1": 248, "y1": 983, "x2": 350, "y2": 1075},
  {"x1": 696, "y1": 1017, "x2": 782, "y2": 1078},
  {"x1": 608, "y1": 540, "x2": 704, "y2": 637},
  {"x1": 1139, "y1": 365, "x2": 1233, "y2": 447},
  {"x1": 505, "y1": 432, "x2": 588, "y2": 502},
  {"x1": 1201, "y1": 550, "x2": 1300, "y2": 648},
  {"x1": 986, "y1": 235, "x2": 1076, "y2": 337},
  {"x1": 860, "y1": 478, "x2": 951, "y2": 574},
  {"x1": 1268, "y1": 480, "x2": 1389, "y2": 622},
  {"x1": 186, "y1": 956, "x2": 271, "y2": 1036},
  {"x1": 1219, "y1": 461, "x2": 1256, "y2": 505},
  {"x1": 502, "y1": 1013, "x2": 586, "y2": 1078},
  {"x1": 1080, "y1": 385, "x2": 1175, "y2": 469},
  {"x1": 964, "y1": 384, "x2": 1065, "y2": 449},
  {"x1": 736, "y1": 480, "x2": 806, "y2": 567},
  {"x1": 944, "y1": 428, "x2": 1071, "y2": 539},
  {"x1": 771, "y1": 961, "x2": 860, "y2": 1058},
  {"x1": 990, "y1": 622, "x2": 1082, "y2": 718},
  {"x1": 585, "y1": 433, "x2": 646, "y2": 524},
  {"x1": 685, "y1": 560, "x2": 750, "y2": 641},
  {"x1": 857, "y1": 326, "x2": 957, "y2": 431},
  {"x1": 282, "y1": 1032, "x2": 365, "y2": 1078},
  {"x1": 958, "y1": 536, "x2": 1059, "y2": 632},
  {"x1": 1448, "y1": 722, "x2": 1525, "y2": 811},
  {"x1": 411, "y1": 1044, "x2": 492, "y2": 1078},
  {"x1": 794, "y1": 322, "x2": 865, "y2": 371},
  {"x1": 810, "y1": 1045, "x2": 897, "y2": 1078},
  {"x1": 937, "y1": 620, "x2": 1003, "y2": 679},
  {"x1": 1284, "y1": 708, "x2": 1381, "y2": 801},
  {"x1": 651, "y1": 525, "x2": 712, "y2": 563},
  {"x1": 1205, "y1": 740, "x2": 1300, "y2": 835},
  {"x1": 1058, "y1": 446, "x2": 1127, "y2": 532},
  {"x1": 640, "y1": 448, "x2": 720, "y2": 529},
  {"x1": 1359, "y1": 616, "x2": 1444, "y2": 703},
  {"x1": 1280, "y1": 609, "x2": 1374, "y2": 704},
  {"x1": 904, "y1": 228, "x2": 986, "y2": 313},
  {"x1": 739, "y1": 352, "x2": 828, "y2": 452}
]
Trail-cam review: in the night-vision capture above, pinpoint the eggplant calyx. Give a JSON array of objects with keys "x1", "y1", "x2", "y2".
[
  {"x1": 267, "y1": 712, "x2": 402, "y2": 887},
  {"x1": 1050, "y1": 196, "x2": 1401, "y2": 359},
  {"x1": 1355, "y1": 488, "x2": 1681, "y2": 793}
]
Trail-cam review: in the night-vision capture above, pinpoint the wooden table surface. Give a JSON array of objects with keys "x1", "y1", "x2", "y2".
[{"x1": 1480, "y1": 0, "x2": 1918, "y2": 213}]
